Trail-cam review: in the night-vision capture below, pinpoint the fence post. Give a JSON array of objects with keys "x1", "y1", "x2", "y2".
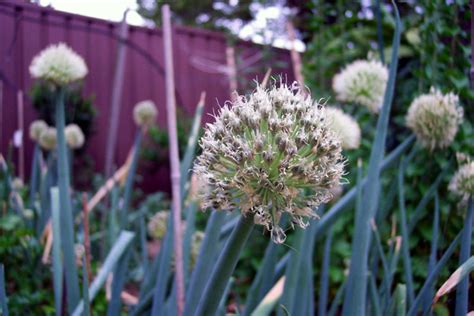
[
  {"x1": 104, "y1": 10, "x2": 129, "y2": 178},
  {"x1": 162, "y1": 5, "x2": 185, "y2": 315}
]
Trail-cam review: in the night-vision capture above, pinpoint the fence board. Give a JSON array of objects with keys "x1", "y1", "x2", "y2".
[{"x1": 0, "y1": 0, "x2": 294, "y2": 192}]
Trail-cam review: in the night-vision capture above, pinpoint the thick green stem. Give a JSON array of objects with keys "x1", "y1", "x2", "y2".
[
  {"x1": 454, "y1": 198, "x2": 473, "y2": 316},
  {"x1": 55, "y1": 87, "x2": 80, "y2": 312},
  {"x1": 195, "y1": 214, "x2": 255, "y2": 316},
  {"x1": 120, "y1": 130, "x2": 142, "y2": 228}
]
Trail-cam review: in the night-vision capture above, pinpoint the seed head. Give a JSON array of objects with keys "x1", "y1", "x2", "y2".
[
  {"x1": 29, "y1": 42, "x2": 88, "y2": 85},
  {"x1": 193, "y1": 81, "x2": 345, "y2": 243},
  {"x1": 65, "y1": 124, "x2": 85, "y2": 149},
  {"x1": 29, "y1": 120, "x2": 48, "y2": 142},
  {"x1": 325, "y1": 107, "x2": 361, "y2": 150},
  {"x1": 134, "y1": 100, "x2": 158, "y2": 128},
  {"x1": 332, "y1": 59, "x2": 388, "y2": 113},
  {"x1": 39, "y1": 127, "x2": 57, "y2": 151},
  {"x1": 406, "y1": 88, "x2": 463, "y2": 150}
]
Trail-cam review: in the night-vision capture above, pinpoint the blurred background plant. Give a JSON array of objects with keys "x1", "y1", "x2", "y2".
[{"x1": 30, "y1": 82, "x2": 97, "y2": 141}]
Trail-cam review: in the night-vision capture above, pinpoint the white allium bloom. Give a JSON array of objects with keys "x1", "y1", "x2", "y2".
[
  {"x1": 148, "y1": 211, "x2": 169, "y2": 239},
  {"x1": 39, "y1": 127, "x2": 57, "y2": 150},
  {"x1": 406, "y1": 88, "x2": 463, "y2": 150},
  {"x1": 12, "y1": 177, "x2": 24, "y2": 190},
  {"x1": 332, "y1": 59, "x2": 388, "y2": 113},
  {"x1": 134, "y1": 100, "x2": 158, "y2": 127},
  {"x1": 29, "y1": 120, "x2": 48, "y2": 142},
  {"x1": 65, "y1": 124, "x2": 85, "y2": 149},
  {"x1": 29, "y1": 42, "x2": 88, "y2": 85},
  {"x1": 193, "y1": 81, "x2": 345, "y2": 243},
  {"x1": 325, "y1": 107, "x2": 361, "y2": 150},
  {"x1": 449, "y1": 161, "x2": 474, "y2": 201}
]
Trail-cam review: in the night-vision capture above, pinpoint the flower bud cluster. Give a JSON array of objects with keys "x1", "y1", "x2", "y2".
[
  {"x1": 29, "y1": 42, "x2": 88, "y2": 86},
  {"x1": 332, "y1": 59, "x2": 388, "y2": 113},
  {"x1": 406, "y1": 88, "x2": 463, "y2": 150},
  {"x1": 65, "y1": 124, "x2": 85, "y2": 149},
  {"x1": 325, "y1": 107, "x2": 361, "y2": 150},
  {"x1": 193, "y1": 81, "x2": 345, "y2": 243},
  {"x1": 134, "y1": 100, "x2": 158, "y2": 128}
]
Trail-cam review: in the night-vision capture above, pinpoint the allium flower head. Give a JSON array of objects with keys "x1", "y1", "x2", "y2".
[
  {"x1": 29, "y1": 120, "x2": 48, "y2": 142},
  {"x1": 325, "y1": 107, "x2": 361, "y2": 150},
  {"x1": 39, "y1": 127, "x2": 57, "y2": 150},
  {"x1": 406, "y1": 88, "x2": 463, "y2": 150},
  {"x1": 29, "y1": 43, "x2": 88, "y2": 85},
  {"x1": 332, "y1": 59, "x2": 388, "y2": 113},
  {"x1": 449, "y1": 160, "x2": 474, "y2": 201},
  {"x1": 12, "y1": 178, "x2": 24, "y2": 191},
  {"x1": 148, "y1": 211, "x2": 169, "y2": 239},
  {"x1": 193, "y1": 81, "x2": 345, "y2": 243},
  {"x1": 134, "y1": 100, "x2": 158, "y2": 128},
  {"x1": 65, "y1": 124, "x2": 85, "y2": 149}
]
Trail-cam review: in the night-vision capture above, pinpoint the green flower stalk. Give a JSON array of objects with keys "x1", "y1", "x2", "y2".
[
  {"x1": 29, "y1": 120, "x2": 47, "y2": 208},
  {"x1": 29, "y1": 42, "x2": 88, "y2": 312},
  {"x1": 406, "y1": 88, "x2": 463, "y2": 150},
  {"x1": 194, "y1": 81, "x2": 345, "y2": 243},
  {"x1": 449, "y1": 155, "x2": 474, "y2": 316}
]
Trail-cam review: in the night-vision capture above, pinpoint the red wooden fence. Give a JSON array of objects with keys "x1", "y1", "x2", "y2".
[{"x1": 0, "y1": 1, "x2": 295, "y2": 192}]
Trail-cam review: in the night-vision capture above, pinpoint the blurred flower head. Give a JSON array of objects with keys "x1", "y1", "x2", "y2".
[
  {"x1": 449, "y1": 159, "x2": 474, "y2": 202},
  {"x1": 65, "y1": 124, "x2": 85, "y2": 149},
  {"x1": 29, "y1": 120, "x2": 48, "y2": 142},
  {"x1": 23, "y1": 209, "x2": 34, "y2": 219},
  {"x1": 406, "y1": 88, "x2": 463, "y2": 150},
  {"x1": 29, "y1": 42, "x2": 88, "y2": 85},
  {"x1": 148, "y1": 211, "x2": 169, "y2": 239},
  {"x1": 39, "y1": 127, "x2": 57, "y2": 150},
  {"x1": 74, "y1": 244, "x2": 85, "y2": 266},
  {"x1": 193, "y1": 81, "x2": 345, "y2": 243},
  {"x1": 190, "y1": 231, "x2": 204, "y2": 268},
  {"x1": 12, "y1": 177, "x2": 24, "y2": 191},
  {"x1": 325, "y1": 107, "x2": 361, "y2": 150},
  {"x1": 134, "y1": 100, "x2": 158, "y2": 128},
  {"x1": 332, "y1": 59, "x2": 388, "y2": 113}
]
